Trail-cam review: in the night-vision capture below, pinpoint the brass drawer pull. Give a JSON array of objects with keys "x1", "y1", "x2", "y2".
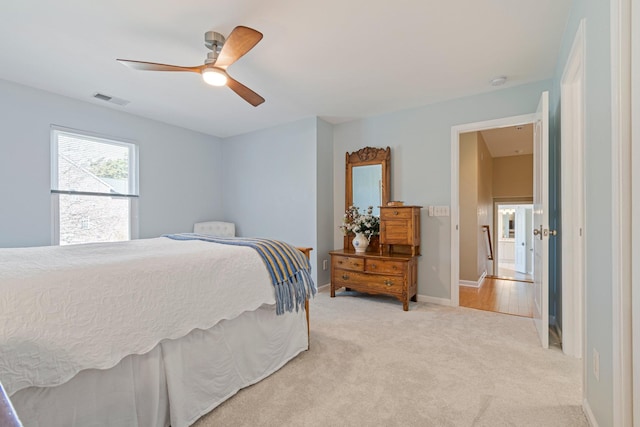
[
  {"x1": 393, "y1": 210, "x2": 399, "y2": 215},
  {"x1": 342, "y1": 274, "x2": 349, "y2": 280},
  {"x1": 384, "y1": 279, "x2": 393, "y2": 286},
  {"x1": 370, "y1": 263, "x2": 376, "y2": 269}
]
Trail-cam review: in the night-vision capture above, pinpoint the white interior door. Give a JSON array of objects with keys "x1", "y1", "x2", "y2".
[
  {"x1": 514, "y1": 206, "x2": 527, "y2": 273},
  {"x1": 533, "y1": 91, "x2": 550, "y2": 349}
]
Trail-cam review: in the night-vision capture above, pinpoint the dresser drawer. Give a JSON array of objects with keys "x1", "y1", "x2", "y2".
[
  {"x1": 380, "y1": 208, "x2": 412, "y2": 220},
  {"x1": 332, "y1": 270, "x2": 404, "y2": 294},
  {"x1": 365, "y1": 259, "x2": 405, "y2": 275},
  {"x1": 332, "y1": 255, "x2": 365, "y2": 271}
]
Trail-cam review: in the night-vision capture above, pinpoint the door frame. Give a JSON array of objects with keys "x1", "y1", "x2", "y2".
[
  {"x1": 493, "y1": 199, "x2": 533, "y2": 279},
  {"x1": 560, "y1": 19, "x2": 586, "y2": 361},
  {"x1": 450, "y1": 113, "x2": 535, "y2": 307},
  {"x1": 631, "y1": 0, "x2": 639, "y2": 421},
  {"x1": 611, "y1": 0, "x2": 633, "y2": 424},
  {"x1": 630, "y1": 0, "x2": 639, "y2": 419}
]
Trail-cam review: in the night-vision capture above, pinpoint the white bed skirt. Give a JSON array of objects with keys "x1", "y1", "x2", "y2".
[{"x1": 10, "y1": 305, "x2": 308, "y2": 427}]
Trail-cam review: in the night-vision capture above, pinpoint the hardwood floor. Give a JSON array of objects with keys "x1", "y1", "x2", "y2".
[
  {"x1": 459, "y1": 277, "x2": 533, "y2": 318},
  {"x1": 495, "y1": 264, "x2": 533, "y2": 282}
]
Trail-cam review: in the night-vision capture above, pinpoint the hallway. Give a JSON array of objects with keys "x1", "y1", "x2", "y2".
[{"x1": 459, "y1": 277, "x2": 533, "y2": 318}]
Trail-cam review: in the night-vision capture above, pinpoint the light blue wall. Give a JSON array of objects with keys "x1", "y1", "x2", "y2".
[
  {"x1": 551, "y1": 0, "x2": 614, "y2": 424},
  {"x1": 316, "y1": 118, "x2": 334, "y2": 286},
  {"x1": 221, "y1": 118, "x2": 319, "y2": 280},
  {"x1": 0, "y1": 79, "x2": 225, "y2": 247},
  {"x1": 333, "y1": 80, "x2": 551, "y2": 299}
]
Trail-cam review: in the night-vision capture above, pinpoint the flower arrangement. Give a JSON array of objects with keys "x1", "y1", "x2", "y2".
[{"x1": 339, "y1": 205, "x2": 380, "y2": 237}]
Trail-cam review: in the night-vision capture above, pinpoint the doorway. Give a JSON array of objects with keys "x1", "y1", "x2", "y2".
[
  {"x1": 455, "y1": 123, "x2": 535, "y2": 319},
  {"x1": 451, "y1": 104, "x2": 550, "y2": 348},
  {"x1": 494, "y1": 203, "x2": 533, "y2": 282}
]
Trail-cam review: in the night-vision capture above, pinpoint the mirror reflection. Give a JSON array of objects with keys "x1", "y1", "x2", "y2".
[
  {"x1": 352, "y1": 164, "x2": 382, "y2": 216},
  {"x1": 499, "y1": 208, "x2": 515, "y2": 239}
]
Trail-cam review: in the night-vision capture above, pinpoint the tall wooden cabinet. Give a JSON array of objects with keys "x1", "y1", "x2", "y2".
[
  {"x1": 379, "y1": 205, "x2": 422, "y2": 255},
  {"x1": 330, "y1": 205, "x2": 422, "y2": 311}
]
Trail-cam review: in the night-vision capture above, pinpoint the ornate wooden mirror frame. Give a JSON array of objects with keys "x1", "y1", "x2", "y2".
[{"x1": 344, "y1": 146, "x2": 391, "y2": 250}]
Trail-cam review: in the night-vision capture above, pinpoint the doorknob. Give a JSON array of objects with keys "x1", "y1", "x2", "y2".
[
  {"x1": 533, "y1": 225, "x2": 556, "y2": 239},
  {"x1": 533, "y1": 225, "x2": 543, "y2": 240}
]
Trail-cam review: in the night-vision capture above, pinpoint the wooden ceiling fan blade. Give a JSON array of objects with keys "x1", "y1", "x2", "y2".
[
  {"x1": 117, "y1": 59, "x2": 202, "y2": 73},
  {"x1": 215, "y1": 26, "x2": 263, "y2": 69},
  {"x1": 226, "y1": 76, "x2": 265, "y2": 107}
]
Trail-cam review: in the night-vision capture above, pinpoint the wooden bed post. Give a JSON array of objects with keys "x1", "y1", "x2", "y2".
[{"x1": 296, "y1": 247, "x2": 312, "y2": 348}]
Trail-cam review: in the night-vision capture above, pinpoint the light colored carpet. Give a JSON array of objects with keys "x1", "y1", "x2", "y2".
[{"x1": 194, "y1": 288, "x2": 587, "y2": 426}]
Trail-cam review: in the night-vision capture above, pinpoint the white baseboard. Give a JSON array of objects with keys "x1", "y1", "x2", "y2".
[
  {"x1": 459, "y1": 271, "x2": 486, "y2": 288},
  {"x1": 583, "y1": 398, "x2": 599, "y2": 427},
  {"x1": 459, "y1": 280, "x2": 480, "y2": 288},
  {"x1": 417, "y1": 294, "x2": 452, "y2": 306}
]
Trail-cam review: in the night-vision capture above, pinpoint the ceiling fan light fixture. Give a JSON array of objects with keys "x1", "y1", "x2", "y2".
[{"x1": 202, "y1": 67, "x2": 227, "y2": 86}]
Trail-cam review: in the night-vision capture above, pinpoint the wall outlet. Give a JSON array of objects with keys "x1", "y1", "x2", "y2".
[
  {"x1": 593, "y1": 348, "x2": 600, "y2": 381},
  {"x1": 322, "y1": 259, "x2": 328, "y2": 271}
]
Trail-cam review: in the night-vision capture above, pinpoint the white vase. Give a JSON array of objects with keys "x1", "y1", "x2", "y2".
[{"x1": 352, "y1": 232, "x2": 369, "y2": 253}]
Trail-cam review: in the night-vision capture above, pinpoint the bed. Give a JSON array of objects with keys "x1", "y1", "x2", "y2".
[{"x1": 0, "y1": 222, "x2": 314, "y2": 427}]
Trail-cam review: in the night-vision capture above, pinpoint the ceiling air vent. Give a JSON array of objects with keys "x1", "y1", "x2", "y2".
[{"x1": 92, "y1": 92, "x2": 130, "y2": 106}]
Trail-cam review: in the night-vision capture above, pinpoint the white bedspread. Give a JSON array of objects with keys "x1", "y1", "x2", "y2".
[{"x1": 0, "y1": 237, "x2": 276, "y2": 396}]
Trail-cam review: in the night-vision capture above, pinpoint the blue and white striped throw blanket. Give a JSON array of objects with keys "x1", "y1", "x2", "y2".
[{"x1": 163, "y1": 233, "x2": 316, "y2": 315}]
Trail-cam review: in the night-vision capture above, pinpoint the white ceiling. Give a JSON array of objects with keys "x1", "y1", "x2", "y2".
[{"x1": 0, "y1": 0, "x2": 571, "y2": 138}]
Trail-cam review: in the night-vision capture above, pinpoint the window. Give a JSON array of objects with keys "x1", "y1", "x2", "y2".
[{"x1": 51, "y1": 127, "x2": 138, "y2": 245}]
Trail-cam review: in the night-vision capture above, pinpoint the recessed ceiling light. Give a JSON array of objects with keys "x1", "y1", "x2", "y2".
[{"x1": 490, "y1": 76, "x2": 507, "y2": 86}]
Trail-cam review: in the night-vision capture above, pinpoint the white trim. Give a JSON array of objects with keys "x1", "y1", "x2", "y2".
[
  {"x1": 631, "y1": 0, "x2": 640, "y2": 420},
  {"x1": 611, "y1": 0, "x2": 633, "y2": 425},
  {"x1": 583, "y1": 398, "x2": 601, "y2": 427},
  {"x1": 560, "y1": 19, "x2": 586, "y2": 361},
  {"x1": 459, "y1": 271, "x2": 486, "y2": 288},
  {"x1": 50, "y1": 126, "x2": 140, "y2": 244},
  {"x1": 458, "y1": 280, "x2": 480, "y2": 288},
  {"x1": 417, "y1": 294, "x2": 452, "y2": 306},
  {"x1": 493, "y1": 199, "x2": 534, "y2": 278},
  {"x1": 459, "y1": 280, "x2": 480, "y2": 288},
  {"x1": 450, "y1": 113, "x2": 536, "y2": 307}
]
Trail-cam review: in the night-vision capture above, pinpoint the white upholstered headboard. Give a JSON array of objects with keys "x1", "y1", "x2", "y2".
[{"x1": 193, "y1": 221, "x2": 235, "y2": 237}]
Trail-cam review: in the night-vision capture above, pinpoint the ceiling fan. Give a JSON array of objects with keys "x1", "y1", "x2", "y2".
[{"x1": 117, "y1": 26, "x2": 265, "y2": 107}]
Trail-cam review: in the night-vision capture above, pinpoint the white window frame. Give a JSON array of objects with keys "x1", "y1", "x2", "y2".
[{"x1": 50, "y1": 125, "x2": 139, "y2": 245}]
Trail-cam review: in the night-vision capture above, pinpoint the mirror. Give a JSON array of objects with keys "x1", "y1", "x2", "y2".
[
  {"x1": 345, "y1": 146, "x2": 391, "y2": 216},
  {"x1": 352, "y1": 164, "x2": 383, "y2": 215}
]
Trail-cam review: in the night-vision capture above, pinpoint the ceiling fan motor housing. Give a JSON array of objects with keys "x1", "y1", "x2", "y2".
[{"x1": 204, "y1": 31, "x2": 226, "y2": 64}]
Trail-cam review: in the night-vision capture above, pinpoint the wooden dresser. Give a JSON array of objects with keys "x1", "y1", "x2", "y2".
[
  {"x1": 330, "y1": 205, "x2": 422, "y2": 311},
  {"x1": 329, "y1": 250, "x2": 418, "y2": 311}
]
